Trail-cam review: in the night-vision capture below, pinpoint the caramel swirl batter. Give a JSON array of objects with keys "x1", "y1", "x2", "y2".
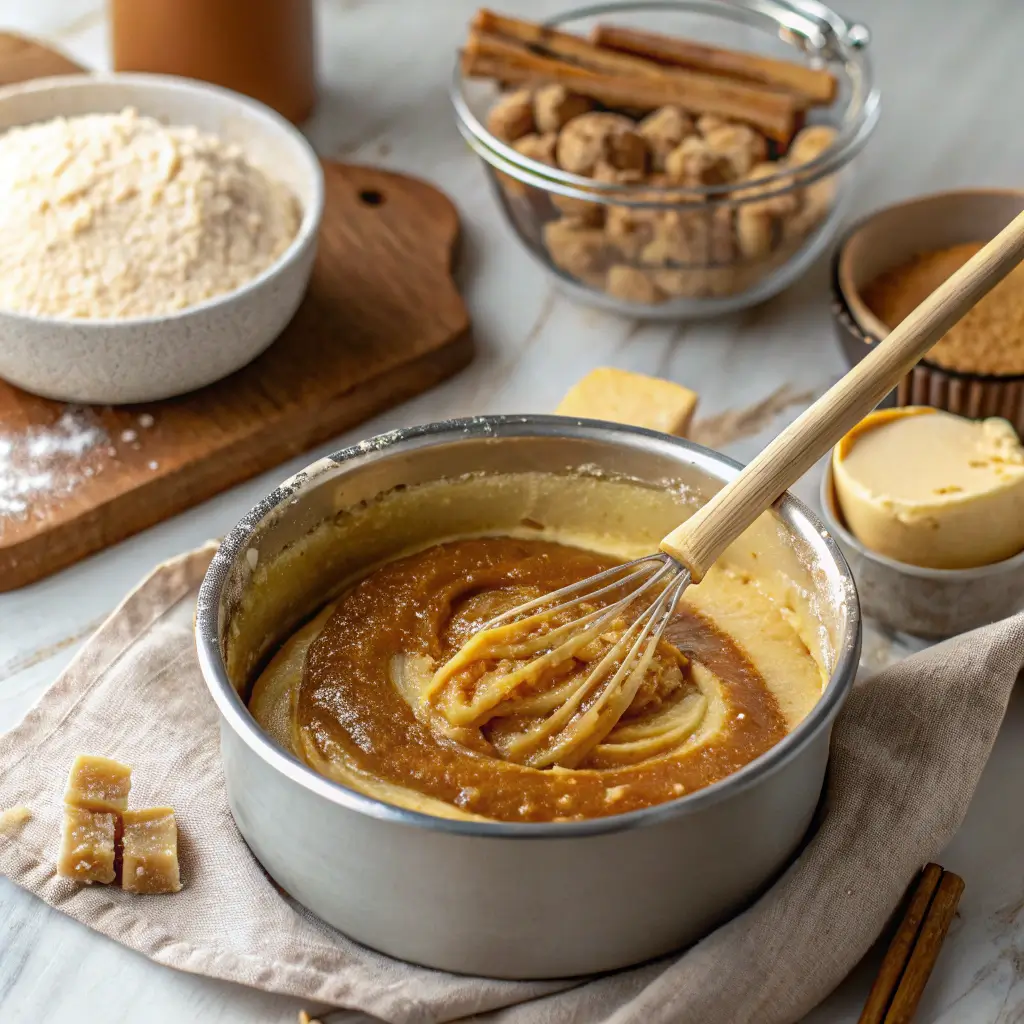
[{"x1": 289, "y1": 537, "x2": 792, "y2": 823}]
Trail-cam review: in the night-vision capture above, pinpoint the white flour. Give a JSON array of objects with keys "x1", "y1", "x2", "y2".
[
  {"x1": 0, "y1": 408, "x2": 109, "y2": 519},
  {"x1": 0, "y1": 108, "x2": 300, "y2": 319}
]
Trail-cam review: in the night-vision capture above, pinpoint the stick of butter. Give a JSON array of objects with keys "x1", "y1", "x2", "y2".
[
  {"x1": 832, "y1": 407, "x2": 1024, "y2": 569},
  {"x1": 555, "y1": 367, "x2": 699, "y2": 438}
]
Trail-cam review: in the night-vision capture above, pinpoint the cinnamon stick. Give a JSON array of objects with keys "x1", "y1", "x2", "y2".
[
  {"x1": 592, "y1": 24, "x2": 837, "y2": 105},
  {"x1": 464, "y1": 30, "x2": 800, "y2": 143},
  {"x1": 884, "y1": 871, "x2": 964, "y2": 1024},
  {"x1": 857, "y1": 865, "x2": 964, "y2": 1024},
  {"x1": 473, "y1": 8, "x2": 668, "y2": 79},
  {"x1": 857, "y1": 864, "x2": 942, "y2": 1024}
]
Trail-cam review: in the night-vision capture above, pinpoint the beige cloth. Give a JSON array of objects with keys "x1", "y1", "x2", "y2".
[{"x1": 0, "y1": 547, "x2": 1021, "y2": 1024}]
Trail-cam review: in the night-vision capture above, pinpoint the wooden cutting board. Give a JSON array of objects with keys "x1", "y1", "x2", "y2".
[{"x1": 0, "y1": 35, "x2": 472, "y2": 591}]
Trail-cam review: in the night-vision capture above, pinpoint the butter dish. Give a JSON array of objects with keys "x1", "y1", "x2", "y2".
[
  {"x1": 820, "y1": 460, "x2": 1024, "y2": 639},
  {"x1": 831, "y1": 407, "x2": 1024, "y2": 570}
]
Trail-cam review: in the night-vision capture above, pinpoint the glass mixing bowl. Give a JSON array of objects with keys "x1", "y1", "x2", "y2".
[{"x1": 452, "y1": 0, "x2": 880, "y2": 319}]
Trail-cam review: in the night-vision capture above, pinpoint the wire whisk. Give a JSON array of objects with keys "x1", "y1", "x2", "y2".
[
  {"x1": 430, "y1": 211, "x2": 1024, "y2": 770},
  {"x1": 428, "y1": 554, "x2": 690, "y2": 768}
]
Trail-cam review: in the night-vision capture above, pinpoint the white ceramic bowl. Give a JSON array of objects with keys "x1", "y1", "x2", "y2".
[{"x1": 0, "y1": 73, "x2": 324, "y2": 404}]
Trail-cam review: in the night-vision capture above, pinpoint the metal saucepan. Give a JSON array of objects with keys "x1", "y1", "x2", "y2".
[{"x1": 195, "y1": 416, "x2": 860, "y2": 979}]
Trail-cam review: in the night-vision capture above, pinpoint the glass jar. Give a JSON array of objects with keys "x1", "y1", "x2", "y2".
[{"x1": 110, "y1": 0, "x2": 317, "y2": 124}]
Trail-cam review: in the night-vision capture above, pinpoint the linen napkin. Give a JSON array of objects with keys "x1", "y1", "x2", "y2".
[{"x1": 0, "y1": 545, "x2": 1021, "y2": 1024}]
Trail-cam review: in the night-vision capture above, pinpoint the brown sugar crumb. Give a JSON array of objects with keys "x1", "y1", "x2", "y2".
[
  {"x1": 862, "y1": 243, "x2": 1024, "y2": 375},
  {"x1": 0, "y1": 805, "x2": 31, "y2": 834}
]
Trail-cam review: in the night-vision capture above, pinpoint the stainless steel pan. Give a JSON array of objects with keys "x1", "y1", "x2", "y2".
[{"x1": 195, "y1": 416, "x2": 860, "y2": 979}]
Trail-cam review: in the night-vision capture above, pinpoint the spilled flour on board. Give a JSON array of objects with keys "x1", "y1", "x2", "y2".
[{"x1": 0, "y1": 408, "x2": 110, "y2": 520}]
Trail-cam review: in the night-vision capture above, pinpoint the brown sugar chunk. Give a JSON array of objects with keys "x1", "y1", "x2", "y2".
[
  {"x1": 486, "y1": 88, "x2": 535, "y2": 143},
  {"x1": 122, "y1": 807, "x2": 181, "y2": 894},
  {"x1": 556, "y1": 112, "x2": 647, "y2": 176},
  {"x1": 533, "y1": 85, "x2": 593, "y2": 134},
  {"x1": 544, "y1": 218, "x2": 615, "y2": 287},
  {"x1": 636, "y1": 105, "x2": 695, "y2": 171},
  {"x1": 64, "y1": 754, "x2": 132, "y2": 814},
  {"x1": 604, "y1": 265, "x2": 665, "y2": 305},
  {"x1": 736, "y1": 206, "x2": 775, "y2": 260},
  {"x1": 733, "y1": 162, "x2": 798, "y2": 217},
  {"x1": 702, "y1": 123, "x2": 768, "y2": 179},
  {"x1": 57, "y1": 805, "x2": 116, "y2": 884},
  {"x1": 605, "y1": 204, "x2": 661, "y2": 260},
  {"x1": 787, "y1": 124, "x2": 838, "y2": 167},
  {"x1": 511, "y1": 131, "x2": 558, "y2": 166},
  {"x1": 780, "y1": 125, "x2": 839, "y2": 239},
  {"x1": 550, "y1": 193, "x2": 606, "y2": 225},
  {"x1": 664, "y1": 136, "x2": 734, "y2": 186},
  {"x1": 640, "y1": 206, "x2": 711, "y2": 266},
  {"x1": 696, "y1": 113, "x2": 729, "y2": 136}
]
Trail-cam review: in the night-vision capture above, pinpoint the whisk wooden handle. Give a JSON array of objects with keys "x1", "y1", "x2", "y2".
[{"x1": 661, "y1": 208, "x2": 1024, "y2": 582}]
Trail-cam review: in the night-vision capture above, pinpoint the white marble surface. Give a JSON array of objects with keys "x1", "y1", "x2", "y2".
[{"x1": 1, "y1": 1, "x2": 1023, "y2": 1021}]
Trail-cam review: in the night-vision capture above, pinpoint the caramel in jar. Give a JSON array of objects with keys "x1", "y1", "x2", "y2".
[{"x1": 110, "y1": 0, "x2": 317, "y2": 124}]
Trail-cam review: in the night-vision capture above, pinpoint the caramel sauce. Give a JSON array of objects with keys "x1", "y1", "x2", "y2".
[{"x1": 299, "y1": 537, "x2": 787, "y2": 822}]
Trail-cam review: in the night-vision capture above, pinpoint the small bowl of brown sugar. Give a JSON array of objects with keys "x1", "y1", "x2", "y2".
[{"x1": 831, "y1": 189, "x2": 1024, "y2": 435}]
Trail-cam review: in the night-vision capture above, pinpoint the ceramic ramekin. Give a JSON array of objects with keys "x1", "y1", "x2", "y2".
[
  {"x1": 195, "y1": 416, "x2": 861, "y2": 979},
  {"x1": 0, "y1": 73, "x2": 324, "y2": 404},
  {"x1": 831, "y1": 189, "x2": 1024, "y2": 432},
  {"x1": 820, "y1": 461, "x2": 1024, "y2": 639}
]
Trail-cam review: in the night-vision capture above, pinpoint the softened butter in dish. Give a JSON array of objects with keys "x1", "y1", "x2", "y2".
[
  {"x1": 832, "y1": 407, "x2": 1024, "y2": 569},
  {"x1": 247, "y1": 470, "x2": 829, "y2": 824}
]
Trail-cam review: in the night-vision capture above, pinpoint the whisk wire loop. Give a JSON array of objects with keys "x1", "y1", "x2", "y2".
[
  {"x1": 427, "y1": 553, "x2": 692, "y2": 767},
  {"x1": 482, "y1": 554, "x2": 671, "y2": 631},
  {"x1": 494, "y1": 562, "x2": 691, "y2": 768}
]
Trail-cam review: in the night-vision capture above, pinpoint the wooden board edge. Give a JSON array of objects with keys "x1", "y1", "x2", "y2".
[{"x1": 0, "y1": 327, "x2": 473, "y2": 591}]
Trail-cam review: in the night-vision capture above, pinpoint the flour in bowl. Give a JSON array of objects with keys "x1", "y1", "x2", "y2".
[{"x1": 0, "y1": 107, "x2": 300, "y2": 319}]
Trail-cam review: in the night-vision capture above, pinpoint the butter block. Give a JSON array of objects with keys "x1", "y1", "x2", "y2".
[
  {"x1": 122, "y1": 807, "x2": 181, "y2": 894},
  {"x1": 555, "y1": 367, "x2": 699, "y2": 438},
  {"x1": 57, "y1": 805, "x2": 116, "y2": 884},
  {"x1": 64, "y1": 754, "x2": 132, "y2": 814},
  {"x1": 832, "y1": 407, "x2": 1024, "y2": 569}
]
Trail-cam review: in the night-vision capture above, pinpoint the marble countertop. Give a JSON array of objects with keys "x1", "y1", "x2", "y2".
[{"x1": 1, "y1": 1, "x2": 1023, "y2": 1021}]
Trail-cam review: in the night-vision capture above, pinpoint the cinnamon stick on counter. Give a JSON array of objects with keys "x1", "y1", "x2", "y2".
[
  {"x1": 591, "y1": 24, "x2": 837, "y2": 105},
  {"x1": 858, "y1": 864, "x2": 965, "y2": 1024},
  {"x1": 463, "y1": 29, "x2": 801, "y2": 143},
  {"x1": 883, "y1": 872, "x2": 965, "y2": 1024}
]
